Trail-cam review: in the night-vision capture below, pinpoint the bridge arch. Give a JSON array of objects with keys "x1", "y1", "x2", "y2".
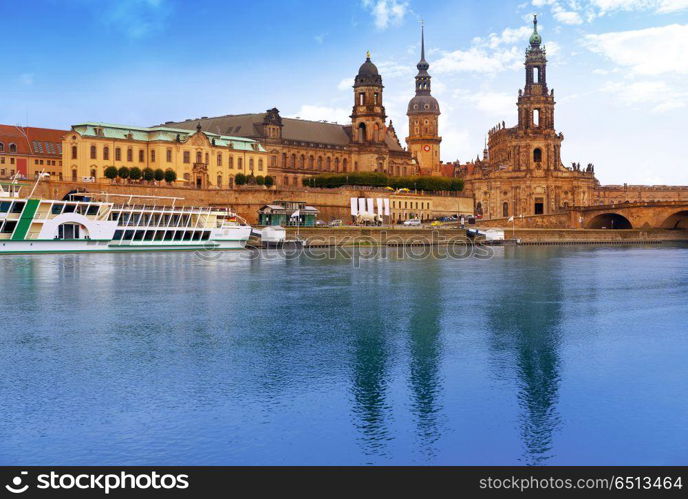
[
  {"x1": 660, "y1": 210, "x2": 688, "y2": 230},
  {"x1": 586, "y1": 213, "x2": 633, "y2": 229}
]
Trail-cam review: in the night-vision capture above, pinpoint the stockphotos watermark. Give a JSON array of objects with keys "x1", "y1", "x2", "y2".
[
  {"x1": 194, "y1": 229, "x2": 494, "y2": 266},
  {"x1": 4, "y1": 470, "x2": 189, "y2": 495}
]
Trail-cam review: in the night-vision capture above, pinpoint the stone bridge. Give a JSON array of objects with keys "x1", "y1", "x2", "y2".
[{"x1": 574, "y1": 201, "x2": 688, "y2": 229}]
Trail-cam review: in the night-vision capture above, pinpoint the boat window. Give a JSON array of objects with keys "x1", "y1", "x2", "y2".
[
  {"x1": 164, "y1": 231, "x2": 174, "y2": 241},
  {"x1": 183, "y1": 231, "x2": 193, "y2": 241},
  {"x1": 154, "y1": 231, "x2": 165, "y2": 241},
  {"x1": 133, "y1": 230, "x2": 145, "y2": 241},
  {"x1": 109, "y1": 212, "x2": 121, "y2": 222},
  {"x1": 192, "y1": 231, "x2": 202, "y2": 241},
  {"x1": 87, "y1": 205, "x2": 99, "y2": 216},
  {"x1": 0, "y1": 201, "x2": 11, "y2": 213},
  {"x1": 52, "y1": 204, "x2": 64, "y2": 215},
  {"x1": 63, "y1": 204, "x2": 75, "y2": 213},
  {"x1": 123, "y1": 230, "x2": 135, "y2": 241},
  {"x1": 144, "y1": 231, "x2": 155, "y2": 241},
  {"x1": 11, "y1": 202, "x2": 25, "y2": 214},
  {"x1": 174, "y1": 231, "x2": 184, "y2": 241},
  {"x1": 201, "y1": 231, "x2": 210, "y2": 241},
  {"x1": 1, "y1": 221, "x2": 16, "y2": 233},
  {"x1": 113, "y1": 230, "x2": 124, "y2": 241},
  {"x1": 161, "y1": 215, "x2": 170, "y2": 226},
  {"x1": 119, "y1": 213, "x2": 130, "y2": 225}
]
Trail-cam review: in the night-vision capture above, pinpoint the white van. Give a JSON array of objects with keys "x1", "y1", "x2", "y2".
[{"x1": 403, "y1": 218, "x2": 421, "y2": 226}]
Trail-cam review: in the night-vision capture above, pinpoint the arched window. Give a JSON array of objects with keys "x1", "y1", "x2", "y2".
[
  {"x1": 90, "y1": 145, "x2": 97, "y2": 159},
  {"x1": 534, "y1": 66, "x2": 540, "y2": 83},
  {"x1": 71, "y1": 146, "x2": 78, "y2": 159},
  {"x1": 9, "y1": 143, "x2": 17, "y2": 153},
  {"x1": 196, "y1": 151, "x2": 202, "y2": 163},
  {"x1": 90, "y1": 169, "x2": 97, "y2": 179},
  {"x1": 115, "y1": 148, "x2": 121, "y2": 161},
  {"x1": 0, "y1": 143, "x2": 4, "y2": 152},
  {"x1": 103, "y1": 146, "x2": 109, "y2": 161},
  {"x1": 290, "y1": 154, "x2": 296, "y2": 168},
  {"x1": 281, "y1": 153, "x2": 287, "y2": 167},
  {"x1": 217, "y1": 176, "x2": 222, "y2": 188},
  {"x1": 258, "y1": 159, "x2": 264, "y2": 171},
  {"x1": 139, "y1": 150, "x2": 145, "y2": 162},
  {"x1": 359, "y1": 92, "x2": 365, "y2": 106},
  {"x1": 300, "y1": 155, "x2": 305, "y2": 168},
  {"x1": 533, "y1": 148, "x2": 542, "y2": 162},
  {"x1": 502, "y1": 202, "x2": 509, "y2": 218},
  {"x1": 342, "y1": 158, "x2": 348, "y2": 172},
  {"x1": 183, "y1": 151, "x2": 190, "y2": 163},
  {"x1": 533, "y1": 109, "x2": 540, "y2": 127},
  {"x1": 126, "y1": 148, "x2": 132, "y2": 162},
  {"x1": 326, "y1": 157, "x2": 331, "y2": 171},
  {"x1": 358, "y1": 122, "x2": 366, "y2": 143},
  {"x1": 317, "y1": 156, "x2": 323, "y2": 170},
  {"x1": 205, "y1": 152, "x2": 209, "y2": 164},
  {"x1": 238, "y1": 157, "x2": 243, "y2": 170},
  {"x1": 217, "y1": 153, "x2": 222, "y2": 166},
  {"x1": 71, "y1": 169, "x2": 77, "y2": 181},
  {"x1": 309, "y1": 156, "x2": 314, "y2": 168},
  {"x1": 334, "y1": 158, "x2": 339, "y2": 172},
  {"x1": 228, "y1": 156, "x2": 234, "y2": 169},
  {"x1": 249, "y1": 158, "x2": 254, "y2": 172}
]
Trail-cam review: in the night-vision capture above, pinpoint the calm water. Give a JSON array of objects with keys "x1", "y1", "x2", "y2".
[{"x1": 1, "y1": 245, "x2": 687, "y2": 466}]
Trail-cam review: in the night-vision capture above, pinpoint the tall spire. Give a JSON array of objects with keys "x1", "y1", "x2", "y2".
[
  {"x1": 529, "y1": 14, "x2": 542, "y2": 48},
  {"x1": 417, "y1": 20, "x2": 429, "y2": 71}
]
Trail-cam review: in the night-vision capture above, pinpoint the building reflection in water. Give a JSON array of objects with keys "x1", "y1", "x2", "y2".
[
  {"x1": 487, "y1": 248, "x2": 563, "y2": 465},
  {"x1": 406, "y1": 260, "x2": 444, "y2": 459}
]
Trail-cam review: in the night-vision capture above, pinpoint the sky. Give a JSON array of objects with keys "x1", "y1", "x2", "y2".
[{"x1": 1, "y1": 0, "x2": 687, "y2": 185}]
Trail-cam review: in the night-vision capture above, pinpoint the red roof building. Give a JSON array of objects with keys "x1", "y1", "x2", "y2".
[{"x1": 0, "y1": 125, "x2": 67, "y2": 180}]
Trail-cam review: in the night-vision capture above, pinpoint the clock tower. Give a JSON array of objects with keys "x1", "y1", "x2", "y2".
[{"x1": 406, "y1": 23, "x2": 441, "y2": 175}]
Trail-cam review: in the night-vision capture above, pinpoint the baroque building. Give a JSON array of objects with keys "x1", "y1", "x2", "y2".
[
  {"x1": 63, "y1": 123, "x2": 267, "y2": 188},
  {"x1": 163, "y1": 52, "x2": 419, "y2": 187},
  {"x1": 406, "y1": 24, "x2": 442, "y2": 175},
  {"x1": 459, "y1": 16, "x2": 599, "y2": 218},
  {"x1": 0, "y1": 125, "x2": 65, "y2": 180}
]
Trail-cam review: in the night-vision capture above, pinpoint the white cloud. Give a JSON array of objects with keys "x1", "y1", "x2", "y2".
[
  {"x1": 583, "y1": 24, "x2": 688, "y2": 75},
  {"x1": 602, "y1": 80, "x2": 688, "y2": 112},
  {"x1": 453, "y1": 89, "x2": 516, "y2": 116},
  {"x1": 95, "y1": 0, "x2": 172, "y2": 39},
  {"x1": 337, "y1": 78, "x2": 353, "y2": 91},
  {"x1": 534, "y1": 0, "x2": 688, "y2": 25},
  {"x1": 361, "y1": 0, "x2": 409, "y2": 30},
  {"x1": 288, "y1": 105, "x2": 350, "y2": 124},
  {"x1": 433, "y1": 24, "x2": 547, "y2": 75}
]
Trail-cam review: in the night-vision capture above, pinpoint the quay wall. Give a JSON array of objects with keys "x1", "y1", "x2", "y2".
[{"x1": 30, "y1": 180, "x2": 473, "y2": 224}]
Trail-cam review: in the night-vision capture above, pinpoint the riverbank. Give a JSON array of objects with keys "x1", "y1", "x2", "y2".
[{"x1": 283, "y1": 226, "x2": 688, "y2": 247}]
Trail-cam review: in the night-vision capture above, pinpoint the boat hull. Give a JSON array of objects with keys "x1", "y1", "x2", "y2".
[{"x1": 0, "y1": 238, "x2": 248, "y2": 254}]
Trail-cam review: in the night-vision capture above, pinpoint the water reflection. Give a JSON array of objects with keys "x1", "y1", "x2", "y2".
[
  {"x1": 406, "y1": 261, "x2": 444, "y2": 459},
  {"x1": 487, "y1": 248, "x2": 563, "y2": 465}
]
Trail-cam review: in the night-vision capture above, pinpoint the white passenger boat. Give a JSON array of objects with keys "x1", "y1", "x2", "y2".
[{"x1": 0, "y1": 180, "x2": 251, "y2": 254}]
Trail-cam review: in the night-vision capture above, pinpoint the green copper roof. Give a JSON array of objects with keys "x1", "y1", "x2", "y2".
[
  {"x1": 529, "y1": 14, "x2": 542, "y2": 47},
  {"x1": 70, "y1": 122, "x2": 266, "y2": 152}
]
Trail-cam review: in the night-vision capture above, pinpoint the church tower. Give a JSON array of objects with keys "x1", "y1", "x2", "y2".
[
  {"x1": 351, "y1": 52, "x2": 387, "y2": 145},
  {"x1": 517, "y1": 15, "x2": 556, "y2": 133},
  {"x1": 406, "y1": 23, "x2": 441, "y2": 175}
]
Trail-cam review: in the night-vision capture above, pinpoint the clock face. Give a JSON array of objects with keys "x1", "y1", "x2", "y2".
[{"x1": 423, "y1": 145, "x2": 431, "y2": 152}]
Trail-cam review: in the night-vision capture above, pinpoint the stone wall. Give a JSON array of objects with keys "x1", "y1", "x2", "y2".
[
  {"x1": 30, "y1": 180, "x2": 472, "y2": 224},
  {"x1": 595, "y1": 185, "x2": 688, "y2": 204}
]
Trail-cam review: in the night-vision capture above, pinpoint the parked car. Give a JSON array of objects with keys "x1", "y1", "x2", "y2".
[
  {"x1": 403, "y1": 218, "x2": 421, "y2": 226},
  {"x1": 315, "y1": 220, "x2": 328, "y2": 227},
  {"x1": 329, "y1": 219, "x2": 343, "y2": 227}
]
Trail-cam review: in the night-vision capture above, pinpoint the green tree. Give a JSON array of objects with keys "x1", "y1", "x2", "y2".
[
  {"x1": 164, "y1": 169, "x2": 177, "y2": 184},
  {"x1": 235, "y1": 173, "x2": 247, "y2": 185},
  {"x1": 129, "y1": 167, "x2": 142, "y2": 181},
  {"x1": 117, "y1": 166, "x2": 130, "y2": 180},
  {"x1": 264, "y1": 175, "x2": 274, "y2": 187},
  {"x1": 154, "y1": 168, "x2": 165, "y2": 182},
  {"x1": 104, "y1": 166, "x2": 118, "y2": 181},
  {"x1": 142, "y1": 167, "x2": 155, "y2": 182},
  {"x1": 255, "y1": 175, "x2": 265, "y2": 186}
]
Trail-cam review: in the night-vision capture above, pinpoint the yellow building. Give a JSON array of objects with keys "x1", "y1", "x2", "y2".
[{"x1": 63, "y1": 123, "x2": 268, "y2": 188}]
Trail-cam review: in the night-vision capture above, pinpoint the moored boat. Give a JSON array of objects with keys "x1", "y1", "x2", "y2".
[{"x1": 0, "y1": 181, "x2": 251, "y2": 254}]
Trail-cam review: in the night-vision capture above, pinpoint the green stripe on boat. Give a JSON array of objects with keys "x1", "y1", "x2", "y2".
[{"x1": 11, "y1": 199, "x2": 40, "y2": 241}]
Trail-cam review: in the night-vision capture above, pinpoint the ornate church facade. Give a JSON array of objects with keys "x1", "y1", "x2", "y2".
[{"x1": 458, "y1": 16, "x2": 599, "y2": 219}]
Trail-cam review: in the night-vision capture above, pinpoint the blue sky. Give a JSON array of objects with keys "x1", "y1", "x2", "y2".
[{"x1": 2, "y1": 0, "x2": 687, "y2": 184}]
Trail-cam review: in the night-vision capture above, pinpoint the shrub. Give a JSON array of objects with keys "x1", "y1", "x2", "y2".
[
  {"x1": 235, "y1": 173, "x2": 247, "y2": 185},
  {"x1": 154, "y1": 168, "x2": 165, "y2": 182},
  {"x1": 117, "y1": 166, "x2": 130, "y2": 180},
  {"x1": 264, "y1": 175, "x2": 274, "y2": 187},
  {"x1": 255, "y1": 175, "x2": 265, "y2": 186},
  {"x1": 303, "y1": 172, "x2": 463, "y2": 192},
  {"x1": 142, "y1": 167, "x2": 155, "y2": 182},
  {"x1": 104, "y1": 166, "x2": 118, "y2": 180},
  {"x1": 164, "y1": 169, "x2": 177, "y2": 184},
  {"x1": 129, "y1": 167, "x2": 142, "y2": 181}
]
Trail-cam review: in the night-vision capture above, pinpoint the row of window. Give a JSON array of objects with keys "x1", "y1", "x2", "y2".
[
  {"x1": 0, "y1": 143, "x2": 17, "y2": 153},
  {"x1": 77, "y1": 144, "x2": 264, "y2": 171},
  {"x1": 279, "y1": 153, "x2": 349, "y2": 171},
  {"x1": 391, "y1": 200, "x2": 430, "y2": 210},
  {"x1": 110, "y1": 211, "x2": 195, "y2": 228},
  {"x1": 0, "y1": 200, "x2": 26, "y2": 214},
  {"x1": 112, "y1": 229, "x2": 211, "y2": 242}
]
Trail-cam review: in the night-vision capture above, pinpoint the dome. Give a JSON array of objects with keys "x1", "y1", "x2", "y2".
[
  {"x1": 529, "y1": 31, "x2": 542, "y2": 47},
  {"x1": 407, "y1": 95, "x2": 440, "y2": 115},
  {"x1": 354, "y1": 53, "x2": 383, "y2": 87}
]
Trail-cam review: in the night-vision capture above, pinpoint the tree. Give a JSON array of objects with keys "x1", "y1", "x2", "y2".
[
  {"x1": 129, "y1": 167, "x2": 142, "y2": 181},
  {"x1": 104, "y1": 166, "x2": 118, "y2": 181},
  {"x1": 154, "y1": 168, "x2": 165, "y2": 182},
  {"x1": 164, "y1": 169, "x2": 177, "y2": 184},
  {"x1": 235, "y1": 173, "x2": 247, "y2": 185},
  {"x1": 117, "y1": 166, "x2": 130, "y2": 180},
  {"x1": 255, "y1": 175, "x2": 265, "y2": 186},
  {"x1": 142, "y1": 167, "x2": 155, "y2": 182},
  {"x1": 264, "y1": 175, "x2": 274, "y2": 187}
]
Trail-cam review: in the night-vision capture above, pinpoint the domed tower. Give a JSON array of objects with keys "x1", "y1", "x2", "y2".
[
  {"x1": 351, "y1": 51, "x2": 387, "y2": 145},
  {"x1": 406, "y1": 23, "x2": 441, "y2": 175}
]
